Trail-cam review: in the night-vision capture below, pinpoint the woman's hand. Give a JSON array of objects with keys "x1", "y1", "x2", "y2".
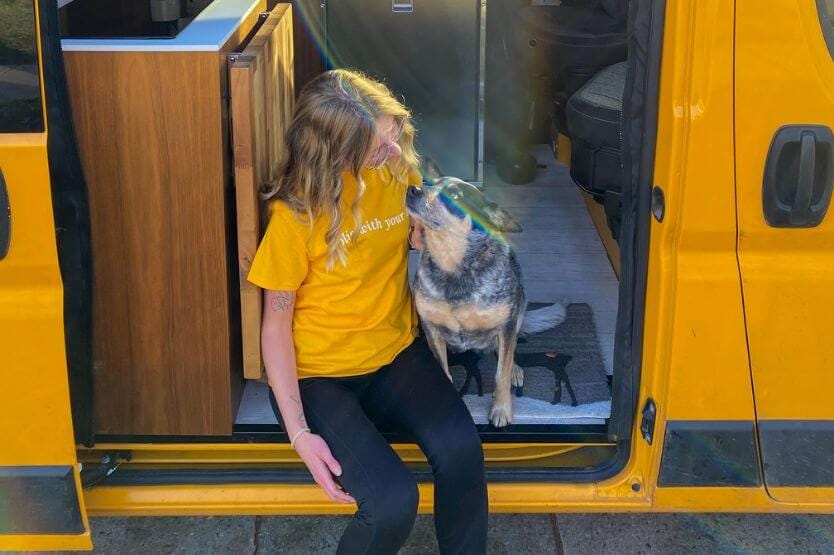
[
  {"x1": 409, "y1": 221, "x2": 424, "y2": 251},
  {"x1": 294, "y1": 432, "x2": 356, "y2": 504}
]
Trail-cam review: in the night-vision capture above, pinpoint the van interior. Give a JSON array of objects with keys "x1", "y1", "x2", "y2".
[
  {"x1": 55, "y1": 0, "x2": 655, "y2": 478},
  {"x1": 232, "y1": 1, "x2": 628, "y2": 432}
]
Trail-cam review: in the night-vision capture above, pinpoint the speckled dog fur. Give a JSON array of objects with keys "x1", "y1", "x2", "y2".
[{"x1": 406, "y1": 177, "x2": 565, "y2": 427}]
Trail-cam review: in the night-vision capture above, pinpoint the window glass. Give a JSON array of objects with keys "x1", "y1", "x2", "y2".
[{"x1": 0, "y1": 0, "x2": 44, "y2": 133}]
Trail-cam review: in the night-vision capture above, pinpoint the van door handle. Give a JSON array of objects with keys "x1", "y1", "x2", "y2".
[
  {"x1": 763, "y1": 125, "x2": 834, "y2": 228},
  {"x1": 0, "y1": 169, "x2": 9, "y2": 260}
]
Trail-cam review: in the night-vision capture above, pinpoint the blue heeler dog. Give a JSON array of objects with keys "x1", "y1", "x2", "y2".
[{"x1": 406, "y1": 176, "x2": 566, "y2": 427}]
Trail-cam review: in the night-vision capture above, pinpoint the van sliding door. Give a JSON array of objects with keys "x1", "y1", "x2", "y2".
[{"x1": 735, "y1": 0, "x2": 834, "y2": 503}]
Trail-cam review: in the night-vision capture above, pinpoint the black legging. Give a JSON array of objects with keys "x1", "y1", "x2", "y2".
[{"x1": 269, "y1": 338, "x2": 488, "y2": 554}]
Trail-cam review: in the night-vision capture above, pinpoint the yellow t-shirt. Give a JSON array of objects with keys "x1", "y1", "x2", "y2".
[{"x1": 247, "y1": 167, "x2": 420, "y2": 379}]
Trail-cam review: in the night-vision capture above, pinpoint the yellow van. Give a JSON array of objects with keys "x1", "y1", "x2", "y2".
[{"x1": 2, "y1": 0, "x2": 833, "y2": 550}]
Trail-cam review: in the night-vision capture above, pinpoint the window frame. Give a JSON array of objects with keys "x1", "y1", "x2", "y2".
[{"x1": 817, "y1": 0, "x2": 834, "y2": 59}]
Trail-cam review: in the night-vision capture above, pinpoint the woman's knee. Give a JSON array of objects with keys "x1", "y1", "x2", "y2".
[
  {"x1": 424, "y1": 417, "x2": 484, "y2": 478},
  {"x1": 361, "y1": 467, "x2": 419, "y2": 539}
]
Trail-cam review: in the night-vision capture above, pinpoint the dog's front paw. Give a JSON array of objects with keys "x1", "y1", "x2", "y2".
[
  {"x1": 489, "y1": 397, "x2": 513, "y2": 428},
  {"x1": 511, "y1": 363, "x2": 524, "y2": 388}
]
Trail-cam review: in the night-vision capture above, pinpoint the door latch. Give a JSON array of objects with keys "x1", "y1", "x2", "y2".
[
  {"x1": 651, "y1": 185, "x2": 665, "y2": 222},
  {"x1": 763, "y1": 125, "x2": 833, "y2": 227},
  {"x1": 640, "y1": 398, "x2": 657, "y2": 445},
  {"x1": 0, "y1": 169, "x2": 9, "y2": 261}
]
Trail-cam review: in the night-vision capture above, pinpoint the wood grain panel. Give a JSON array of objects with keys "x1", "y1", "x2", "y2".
[
  {"x1": 220, "y1": 0, "x2": 268, "y2": 52},
  {"x1": 271, "y1": 1, "x2": 324, "y2": 94},
  {"x1": 64, "y1": 51, "x2": 235, "y2": 435},
  {"x1": 231, "y1": 5, "x2": 295, "y2": 379}
]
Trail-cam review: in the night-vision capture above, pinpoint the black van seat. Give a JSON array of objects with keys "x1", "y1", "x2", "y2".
[
  {"x1": 514, "y1": 2, "x2": 627, "y2": 89},
  {"x1": 513, "y1": 1, "x2": 628, "y2": 132},
  {"x1": 494, "y1": 2, "x2": 629, "y2": 185},
  {"x1": 565, "y1": 61, "x2": 627, "y2": 240}
]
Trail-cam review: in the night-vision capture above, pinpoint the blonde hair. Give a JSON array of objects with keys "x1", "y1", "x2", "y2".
[{"x1": 261, "y1": 69, "x2": 420, "y2": 270}]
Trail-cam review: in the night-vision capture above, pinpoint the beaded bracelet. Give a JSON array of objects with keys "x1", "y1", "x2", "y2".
[{"x1": 290, "y1": 427, "x2": 311, "y2": 449}]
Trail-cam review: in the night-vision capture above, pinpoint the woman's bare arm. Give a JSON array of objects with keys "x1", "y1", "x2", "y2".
[
  {"x1": 261, "y1": 289, "x2": 355, "y2": 504},
  {"x1": 261, "y1": 290, "x2": 307, "y2": 438}
]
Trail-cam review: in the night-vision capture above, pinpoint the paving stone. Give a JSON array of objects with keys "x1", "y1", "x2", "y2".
[
  {"x1": 87, "y1": 516, "x2": 255, "y2": 554},
  {"x1": 66, "y1": 512, "x2": 834, "y2": 554},
  {"x1": 556, "y1": 513, "x2": 834, "y2": 555},
  {"x1": 254, "y1": 515, "x2": 349, "y2": 554},
  {"x1": 485, "y1": 514, "x2": 558, "y2": 555},
  {"x1": 256, "y1": 512, "x2": 557, "y2": 554}
]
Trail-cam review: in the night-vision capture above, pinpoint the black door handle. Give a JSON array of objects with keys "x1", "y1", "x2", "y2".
[
  {"x1": 763, "y1": 125, "x2": 834, "y2": 228},
  {"x1": 0, "y1": 169, "x2": 9, "y2": 260}
]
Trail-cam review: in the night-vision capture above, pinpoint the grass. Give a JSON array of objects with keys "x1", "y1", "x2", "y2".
[
  {"x1": 0, "y1": 97, "x2": 43, "y2": 132},
  {"x1": 0, "y1": 0, "x2": 38, "y2": 65}
]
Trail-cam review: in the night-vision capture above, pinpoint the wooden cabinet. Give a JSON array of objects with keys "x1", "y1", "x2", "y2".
[{"x1": 62, "y1": 0, "x2": 293, "y2": 436}]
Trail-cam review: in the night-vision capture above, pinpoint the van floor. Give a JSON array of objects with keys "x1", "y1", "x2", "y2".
[{"x1": 235, "y1": 145, "x2": 619, "y2": 428}]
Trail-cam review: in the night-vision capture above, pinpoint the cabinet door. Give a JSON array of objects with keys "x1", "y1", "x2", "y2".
[
  {"x1": 735, "y1": 0, "x2": 834, "y2": 502},
  {"x1": 231, "y1": 5, "x2": 295, "y2": 379}
]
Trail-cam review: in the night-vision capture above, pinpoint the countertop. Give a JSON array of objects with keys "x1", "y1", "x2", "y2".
[{"x1": 60, "y1": 0, "x2": 263, "y2": 52}]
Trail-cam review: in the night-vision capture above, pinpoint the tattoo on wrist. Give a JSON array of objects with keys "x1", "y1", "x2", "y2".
[
  {"x1": 289, "y1": 394, "x2": 307, "y2": 427},
  {"x1": 271, "y1": 292, "x2": 292, "y2": 311}
]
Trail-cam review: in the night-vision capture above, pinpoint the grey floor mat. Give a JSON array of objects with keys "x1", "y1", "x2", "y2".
[
  {"x1": 450, "y1": 303, "x2": 610, "y2": 408},
  {"x1": 438, "y1": 302, "x2": 610, "y2": 428}
]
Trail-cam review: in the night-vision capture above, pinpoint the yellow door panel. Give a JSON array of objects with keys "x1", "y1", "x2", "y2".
[
  {"x1": 735, "y1": 0, "x2": 834, "y2": 502},
  {"x1": 0, "y1": 0, "x2": 90, "y2": 549},
  {"x1": 636, "y1": 0, "x2": 769, "y2": 503}
]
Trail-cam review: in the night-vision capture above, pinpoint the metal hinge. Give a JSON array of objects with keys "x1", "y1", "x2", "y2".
[
  {"x1": 80, "y1": 451, "x2": 132, "y2": 489},
  {"x1": 640, "y1": 398, "x2": 657, "y2": 445}
]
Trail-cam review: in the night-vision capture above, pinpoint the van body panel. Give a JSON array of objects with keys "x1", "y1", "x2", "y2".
[
  {"x1": 0, "y1": 2, "x2": 90, "y2": 547},
  {"x1": 74, "y1": 0, "x2": 834, "y2": 516},
  {"x1": 642, "y1": 0, "x2": 756, "y2": 423},
  {"x1": 735, "y1": 0, "x2": 834, "y2": 502},
  {"x1": 638, "y1": 0, "x2": 769, "y2": 504},
  {"x1": 9, "y1": 0, "x2": 834, "y2": 542}
]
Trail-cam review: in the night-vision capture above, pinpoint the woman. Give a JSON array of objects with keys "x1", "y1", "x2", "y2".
[{"x1": 247, "y1": 69, "x2": 488, "y2": 554}]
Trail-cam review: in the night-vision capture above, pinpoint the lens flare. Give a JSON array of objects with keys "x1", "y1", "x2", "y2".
[{"x1": 437, "y1": 189, "x2": 513, "y2": 247}]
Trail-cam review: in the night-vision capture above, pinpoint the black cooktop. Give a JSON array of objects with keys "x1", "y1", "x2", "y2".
[{"x1": 59, "y1": 0, "x2": 210, "y2": 40}]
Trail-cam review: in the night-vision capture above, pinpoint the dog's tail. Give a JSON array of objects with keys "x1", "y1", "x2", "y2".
[{"x1": 519, "y1": 303, "x2": 567, "y2": 336}]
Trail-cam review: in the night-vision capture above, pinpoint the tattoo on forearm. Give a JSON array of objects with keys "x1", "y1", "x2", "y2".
[
  {"x1": 289, "y1": 394, "x2": 306, "y2": 427},
  {"x1": 271, "y1": 291, "x2": 292, "y2": 311}
]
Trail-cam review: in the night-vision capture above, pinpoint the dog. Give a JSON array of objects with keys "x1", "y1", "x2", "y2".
[{"x1": 405, "y1": 175, "x2": 566, "y2": 427}]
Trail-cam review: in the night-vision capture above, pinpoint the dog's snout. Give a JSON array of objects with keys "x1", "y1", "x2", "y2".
[{"x1": 407, "y1": 185, "x2": 422, "y2": 198}]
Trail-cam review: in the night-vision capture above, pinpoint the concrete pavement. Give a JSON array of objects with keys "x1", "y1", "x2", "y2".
[{"x1": 81, "y1": 513, "x2": 834, "y2": 554}]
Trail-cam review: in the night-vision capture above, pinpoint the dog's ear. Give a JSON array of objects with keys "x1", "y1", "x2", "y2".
[
  {"x1": 483, "y1": 202, "x2": 522, "y2": 233},
  {"x1": 420, "y1": 157, "x2": 443, "y2": 182}
]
